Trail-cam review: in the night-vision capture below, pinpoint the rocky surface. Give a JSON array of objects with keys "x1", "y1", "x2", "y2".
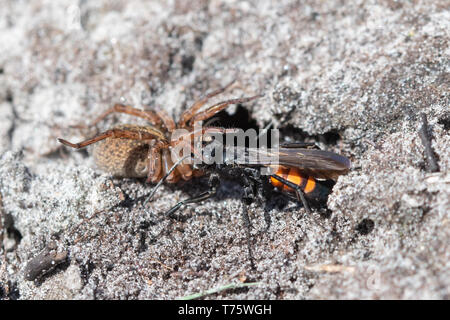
[{"x1": 0, "y1": 0, "x2": 448, "y2": 299}]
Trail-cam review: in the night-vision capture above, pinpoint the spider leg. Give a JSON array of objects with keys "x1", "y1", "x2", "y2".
[
  {"x1": 170, "y1": 141, "x2": 195, "y2": 181},
  {"x1": 269, "y1": 174, "x2": 312, "y2": 214},
  {"x1": 178, "y1": 80, "x2": 236, "y2": 127},
  {"x1": 58, "y1": 127, "x2": 164, "y2": 149},
  {"x1": 175, "y1": 126, "x2": 239, "y2": 141},
  {"x1": 189, "y1": 95, "x2": 262, "y2": 124},
  {"x1": 87, "y1": 104, "x2": 163, "y2": 128},
  {"x1": 154, "y1": 108, "x2": 176, "y2": 131},
  {"x1": 146, "y1": 141, "x2": 163, "y2": 184},
  {"x1": 143, "y1": 153, "x2": 192, "y2": 205}
]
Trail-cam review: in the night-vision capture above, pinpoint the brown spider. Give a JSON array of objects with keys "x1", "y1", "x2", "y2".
[{"x1": 58, "y1": 81, "x2": 261, "y2": 185}]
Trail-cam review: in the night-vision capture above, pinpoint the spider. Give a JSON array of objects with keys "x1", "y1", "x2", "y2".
[
  {"x1": 58, "y1": 81, "x2": 261, "y2": 186},
  {"x1": 58, "y1": 82, "x2": 350, "y2": 269}
]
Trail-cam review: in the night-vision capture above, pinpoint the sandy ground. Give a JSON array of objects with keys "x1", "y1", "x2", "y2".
[{"x1": 0, "y1": 0, "x2": 449, "y2": 299}]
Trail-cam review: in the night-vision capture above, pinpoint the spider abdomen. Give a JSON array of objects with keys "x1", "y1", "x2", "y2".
[{"x1": 92, "y1": 125, "x2": 154, "y2": 178}]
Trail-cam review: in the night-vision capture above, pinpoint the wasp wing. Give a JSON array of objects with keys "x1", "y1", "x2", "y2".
[{"x1": 235, "y1": 147, "x2": 351, "y2": 180}]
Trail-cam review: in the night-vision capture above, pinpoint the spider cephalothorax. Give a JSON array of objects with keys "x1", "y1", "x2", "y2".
[{"x1": 58, "y1": 81, "x2": 261, "y2": 184}]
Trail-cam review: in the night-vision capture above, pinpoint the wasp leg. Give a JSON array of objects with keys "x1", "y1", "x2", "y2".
[
  {"x1": 280, "y1": 142, "x2": 320, "y2": 149},
  {"x1": 242, "y1": 167, "x2": 272, "y2": 231},
  {"x1": 418, "y1": 113, "x2": 439, "y2": 173},
  {"x1": 240, "y1": 173, "x2": 260, "y2": 269},
  {"x1": 241, "y1": 203, "x2": 256, "y2": 270},
  {"x1": 163, "y1": 173, "x2": 220, "y2": 218},
  {"x1": 144, "y1": 153, "x2": 191, "y2": 206},
  {"x1": 260, "y1": 181, "x2": 273, "y2": 231},
  {"x1": 165, "y1": 190, "x2": 216, "y2": 219},
  {"x1": 269, "y1": 174, "x2": 312, "y2": 214}
]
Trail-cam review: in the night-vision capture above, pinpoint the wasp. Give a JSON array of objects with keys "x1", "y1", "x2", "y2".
[
  {"x1": 151, "y1": 141, "x2": 351, "y2": 268},
  {"x1": 161, "y1": 142, "x2": 351, "y2": 218}
]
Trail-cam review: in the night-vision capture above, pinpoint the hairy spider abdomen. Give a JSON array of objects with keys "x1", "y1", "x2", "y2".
[{"x1": 92, "y1": 124, "x2": 156, "y2": 178}]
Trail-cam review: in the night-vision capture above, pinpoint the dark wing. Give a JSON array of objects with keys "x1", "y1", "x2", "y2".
[
  {"x1": 237, "y1": 147, "x2": 351, "y2": 180},
  {"x1": 277, "y1": 148, "x2": 351, "y2": 180}
]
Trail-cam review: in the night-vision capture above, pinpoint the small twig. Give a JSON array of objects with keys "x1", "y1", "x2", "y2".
[
  {"x1": 68, "y1": 208, "x2": 107, "y2": 240},
  {"x1": 23, "y1": 241, "x2": 68, "y2": 281},
  {"x1": 418, "y1": 113, "x2": 439, "y2": 173},
  {"x1": 149, "y1": 258, "x2": 174, "y2": 271},
  {"x1": 178, "y1": 282, "x2": 260, "y2": 300}
]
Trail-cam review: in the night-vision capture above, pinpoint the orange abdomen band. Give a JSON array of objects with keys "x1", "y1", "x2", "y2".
[{"x1": 270, "y1": 167, "x2": 316, "y2": 194}]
